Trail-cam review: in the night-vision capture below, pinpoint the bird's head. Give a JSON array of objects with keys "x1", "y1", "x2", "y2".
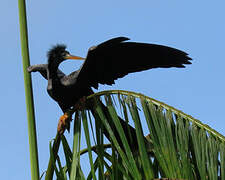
[{"x1": 47, "y1": 44, "x2": 85, "y2": 66}]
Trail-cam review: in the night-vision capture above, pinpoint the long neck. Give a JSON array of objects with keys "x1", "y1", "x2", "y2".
[
  {"x1": 47, "y1": 59, "x2": 62, "y2": 95},
  {"x1": 48, "y1": 58, "x2": 61, "y2": 80}
]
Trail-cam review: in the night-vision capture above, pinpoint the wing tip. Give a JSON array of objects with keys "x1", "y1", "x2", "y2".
[
  {"x1": 119, "y1": 36, "x2": 130, "y2": 41},
  {"x1": 27, "y1": 66, "x2": 33, "y2": 72},
  {"x1": 175, "y1": 52, "x2": 193, "y2": 67},
  {"x1": 97, "y1": 36, "x2": 130, "y2": 49},
  {"x1": 169, "y1": 54, "x2": 192, "y2": 68}
]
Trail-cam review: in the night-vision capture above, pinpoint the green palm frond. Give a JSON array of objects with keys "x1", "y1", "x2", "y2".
[{"x1": 47, "y1": 90, "x2": 225, "y2": 180}]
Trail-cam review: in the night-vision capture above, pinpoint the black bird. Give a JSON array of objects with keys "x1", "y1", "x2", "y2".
[{"x1": 28, "y1": 36, "x2": 192, "y2": 135}]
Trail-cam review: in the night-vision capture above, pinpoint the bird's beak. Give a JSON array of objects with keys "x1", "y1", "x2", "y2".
[{"x1": 65, "y1": 54, "x2": 85, "y2": 60}]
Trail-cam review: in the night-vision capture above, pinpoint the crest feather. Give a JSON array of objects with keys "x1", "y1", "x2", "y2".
[{"x1": 47, "y1": 44, "x2": 66, "y2": 62}]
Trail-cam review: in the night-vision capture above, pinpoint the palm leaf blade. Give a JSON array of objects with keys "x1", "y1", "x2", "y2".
[{"x1": 46, "y1": 90, "x2": 225, "y2": 179}]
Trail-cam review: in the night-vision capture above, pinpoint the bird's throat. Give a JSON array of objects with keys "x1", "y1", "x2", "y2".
[{"x1": 48, "y1": 61, "x2": 60, "y2": 79}]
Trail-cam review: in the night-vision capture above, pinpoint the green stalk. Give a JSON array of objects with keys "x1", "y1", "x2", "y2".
[
  {"x1": 18, "y1": 0, "x2": 40, "y2": 179},
  {"x1": 45, "y1": 133, "x2": 61, "y2": 179}
]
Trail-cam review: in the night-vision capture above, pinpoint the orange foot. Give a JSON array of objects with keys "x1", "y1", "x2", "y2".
[{"x1": 57, "y1": 113, "x2": 70, "y2": 134}]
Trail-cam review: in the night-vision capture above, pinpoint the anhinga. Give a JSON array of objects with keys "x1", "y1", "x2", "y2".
[{"x1": 28, "y1": 37, "x2": 192, "y2": 147}]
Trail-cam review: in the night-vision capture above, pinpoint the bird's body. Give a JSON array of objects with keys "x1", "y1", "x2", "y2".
[
  {"x1": 28, "y1": 37, "x2": 192, "y2": 134},
  {"x1": 29, "y1": 37, "x2": 191, "y2": 111},
  {"x1": 47, "y1": 77, "x2": 93, "y2": 112}
]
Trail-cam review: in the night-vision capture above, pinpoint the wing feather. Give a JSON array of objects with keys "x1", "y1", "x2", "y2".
[
  {"x1": 27, "y1": 64, "x2": 66, "y2": 80},
  {"x1": 76, "y1": 37, "x2": 192, "y2": 89}
]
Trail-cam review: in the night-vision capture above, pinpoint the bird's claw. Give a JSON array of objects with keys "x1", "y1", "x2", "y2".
[
  {"x1": 57, "y1": 97, "x2": 87, "y2": 134},
  {"x1": 57, "y1": 113, "x2": 71, "y2": 134}
]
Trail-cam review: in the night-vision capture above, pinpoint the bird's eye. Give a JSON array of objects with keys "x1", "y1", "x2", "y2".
[{"x1": 61, "y1": 51, "x2": 67, "y2": 56}]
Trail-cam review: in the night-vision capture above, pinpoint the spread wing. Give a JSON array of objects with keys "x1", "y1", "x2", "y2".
[
  {"x1": 74, "y1": 37, "x2": 192, "y2": 89},
  {"x1": 27, "y1": 64, "x2": 65, "y2": 80}
]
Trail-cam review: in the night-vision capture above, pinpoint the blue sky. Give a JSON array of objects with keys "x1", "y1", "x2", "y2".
[{"x1": 1, "y1": 0, "x2": 225, "y2": 179}]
